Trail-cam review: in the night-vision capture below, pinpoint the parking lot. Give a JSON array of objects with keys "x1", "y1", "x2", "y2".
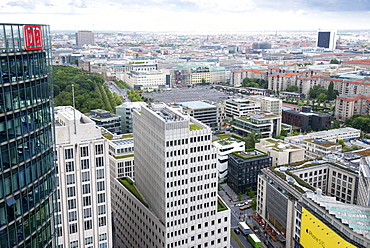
[{"x1": 141, "y1": 86, "x2": 231, "y2": 103}]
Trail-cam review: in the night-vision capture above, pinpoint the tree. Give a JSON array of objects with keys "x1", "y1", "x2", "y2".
[
  {"x1": 317, "y1": 93, "x2": 327, "y2": 104},
  {"x1": 280, "y1": 129, "x2": 288, "y2": 137},
  {"x1": 330, "y1": 59, "x2": 340, "y2": 64},
  {"x1": 327, "y1": 81, "x2": 338, "y2": 100},
  {"x1": 250, "y1": 198, "x2": 257, "y2": 210},
  {"x1": 244, "y1": 131, "x2": 258, "y2": 149},
  {"x1": 237, "y1": 193, "x2": 242, "y2": 201},
  {"x1": 286, "y1": 85, "x2": 298, "y2": 92},
  {"x1": 338, "y1": 139, "x2": 345, "y2": 148}
]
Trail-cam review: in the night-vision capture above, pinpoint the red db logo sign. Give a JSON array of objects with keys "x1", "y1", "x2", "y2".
[{"x1": 24, "y1": 25, "x2": 43, "y2": 50}]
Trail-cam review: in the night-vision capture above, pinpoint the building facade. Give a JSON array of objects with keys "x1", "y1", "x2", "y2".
[
  {"x1": 225, "y1": 98, "x2": 261, "y2": 118},
  {"x1": 55, "y1": 106, "x2": 112, "y2": 248},
  {"x1": 76, "y1": 31, "x2": 95, "y2": 46},
  {"x1": 86, "y1": 109, "x2": 121, "y2": 134},
  {"x1": 108, "y1": 137, "x2": 135, "y2": 180},
  {"x1": 227, "y1": 150, "x2": 271, "y2": 193},
  {"x1": 0, "y1": 23, "x2": 56, "y2": 248},
  {"x1": 248, "y1": 96, "x2": 282, "y2": 116},
  {"x1": 115, "y1": 102, "x2": 147, "y2": 134},
  {"x1": 112, "y1": 104, "x2": 230, "y2": 248},
  {"x1": 335, "y1": 94, "x2": 370, "y2": 121},
  {"x1": 178, "y1": 101, "x2": 218, "y2": 128}
]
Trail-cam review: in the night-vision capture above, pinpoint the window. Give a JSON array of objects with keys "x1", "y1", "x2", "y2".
[
  {"x1": 85, "y1": 237, "x2": 93, "y2": 245},
  {"x1": 68, "y1": 211, "x2": 77, "y2": 222},
  {"x1": 84, "y1": 220, "x2": 92, "y2": 230},
  {"x1": 99, "y1": 233, "x2": 107, "y2": 241},
  {"x1": 81, "y1": 159, "x2": 89, "y2": 170},
  {"x1": 83, "y1": 184, "x2": 90, "y2": 194},
  {"x1": 97, "y1": 169, "x2": 104, "y2": 179},
  {"x1": 97, "y1": 181, "x2": 105, "y2": 191},
  {"x1": 68, "y1": 199, "x2": 76, "y2": 210},
  {"x1": 65, "y1": 161, "x2": 74, "y2": 172},
  {"x1": 69, "y1": 223, "x2": 78, "y2": 234},
  {"x1": 96, "y1": 157, "x2": 104, "y2": 167},
  {"x1": 65, "y1": 148, "x2": 73, "y2": 159},
  {"x1": 95, "y1": 144, "x2": 104, "y2": 155},
  {"x1": 83, "y1": 196, "x2": 91, "y2": 206},
  {"x1": 82, "y1": 171, "x2": 90, "y2": 182},
  {"x1": 66, "y1": 174, "x2": 75, "y2": 185},
  {"x1": 98, "y1": 193, "x2": 105, "y2": 203},
  {"x1": 98, "y1": 205, "x2": 106, "y2": 215},
  {"x1": 99, "y1": 216, "x2": 106, "y2": 227},
  {"x1": 84, "y1": 208, "x2": 91, "y2": 218},
  {"x1": 81, "y1": 146, "x2": 89, "y2": 157},
  {"x1": 67, "y1": 187, "x2": 76, "y2": 197},
  {"x1": 70, "y1": 241, "x2": 78, "y2": 248}
]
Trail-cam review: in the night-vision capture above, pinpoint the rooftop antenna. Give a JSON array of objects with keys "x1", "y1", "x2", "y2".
[{"x1": 72, "y1": 84, "x2": 77, "y2": 134}]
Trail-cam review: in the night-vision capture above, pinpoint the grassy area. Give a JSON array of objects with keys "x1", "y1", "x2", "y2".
[
  {"x1": 114, "y1": 154, "x2": 134, "y2": 159},
  {"x1": 102, "y1": 132, "x2": 113, "y2": 140},
  {"x1": 118, "y1": 177, "x2": 148, "y2": 208},
  {"x1": 189, "y1": 123, "x2": 202, "y2": 131},
  {"x1": 230, "y1": 230, "x2": 244, "y2": 248},
  {"x1": 121, "y1": 134, "x2": 133, "y2": 139},
  {"x1": 217, "y1": 197, "x2": 227, "y2": 212},
  {"x1": 356, "y1": 149, "x2": 370, "y2": 156},
  {"x1": 232, "y1": 149, "x2": 268, "y2": 160}
]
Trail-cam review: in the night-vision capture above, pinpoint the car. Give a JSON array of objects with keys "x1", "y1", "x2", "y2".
[
  {"x1": 233, "y1": 229, "x2": 240, "y2": 234},
  {"x1": 235, "y1": 202, "x2": 245, "y2": 207}
]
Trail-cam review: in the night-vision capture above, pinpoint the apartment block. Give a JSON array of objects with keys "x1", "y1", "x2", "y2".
[
  {"x1": 112, "y1": 104, "x2": 230, "y2": 248},
  {"x1": 335, "y1": 94, "x2": 370, "y2": 121},
  {"x1": 55, "y1": 106, "x2": 112, "y2": 248}
]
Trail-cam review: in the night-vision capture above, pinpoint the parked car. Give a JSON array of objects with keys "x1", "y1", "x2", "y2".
[
  {"x1": 233, "y1": 228, "x2": 241, "y2": 234},
  {"x1": 235, "y1": 202, "x2": 245, "y2": 207}
]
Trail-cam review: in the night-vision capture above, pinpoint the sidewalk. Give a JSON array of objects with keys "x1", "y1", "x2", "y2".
[{"x1": 219, "y1": 182, "x2": 251, "y2": 204}]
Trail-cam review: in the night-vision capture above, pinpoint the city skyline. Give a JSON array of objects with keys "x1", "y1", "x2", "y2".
[{"x1": 0, "y1": 0, "x2": 370, "y2": 32}]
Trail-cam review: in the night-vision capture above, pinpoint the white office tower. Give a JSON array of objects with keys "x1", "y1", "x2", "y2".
[
  {"x1": 112, "y1": 103, "x2": 230, "y2": 248},
  {"x1": 54, "y1": 106, "x2": 112, "y2": 248},
  {"x1": 317, "y1": 30, "x2": 337, "y2": 51}
]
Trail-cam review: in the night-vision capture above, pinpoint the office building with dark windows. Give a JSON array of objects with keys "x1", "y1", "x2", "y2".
[{"x1": 0, "y1": 24, "x2": 56, "y2": 248}]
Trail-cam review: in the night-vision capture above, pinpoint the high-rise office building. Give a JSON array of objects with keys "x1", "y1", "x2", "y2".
[
  {"x1": 0, "y1": 24, "x2": 56, "y2": 247},
  {"x1": 54, "y1": 106, "x2": 112, "y2": 248},
  {"x1": 75, "y1": 31, "x2": 95, "y2": 46},
  {"x1": 317, "y1": 30, "x2": 337, "y2": 51},
  {"x1": 112, "y1": 103, "x2": 230, "y2": 247}
]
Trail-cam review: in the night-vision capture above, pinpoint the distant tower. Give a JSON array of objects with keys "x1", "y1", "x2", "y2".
[
  {"x1": 76, "y1": 30, "x2": 95, "y2": 46},
  {"x1": 317, "y1": 30, "x2": 337, "y2": 51}
]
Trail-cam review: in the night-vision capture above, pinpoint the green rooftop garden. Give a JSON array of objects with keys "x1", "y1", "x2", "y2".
[
  {"x1": 217, "y1": 197, "x2": 227, "y2": 212},
  {"x1": 102, "y1": 132, "x2": 113, "y2": 140},
  {"x1": 305, "y1": 139, "x2": 338, "y2": 147},
  {"x1": 114, "y1": 154, "x2": 134, "y2": 159},
  {"x1": 356, "y1": 149, "x2": 370, "y2": 156},
  {"x1": 118, "y1": 177, "x2": 148, "y2": 208},
  {"x1": 189, "y1": 123, "x2": 202, "y2": 131},
  {"x1": 121, "y1": 134, "x2": 134, "y2": 139},
  {"x1": 232, "y1": 148, "x2": 268, "y2": 160}
]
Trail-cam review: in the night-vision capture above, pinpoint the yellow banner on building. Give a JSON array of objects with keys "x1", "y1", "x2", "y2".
[{"x1": 300, "y1": 207, "x2": 356, "y2": 248}]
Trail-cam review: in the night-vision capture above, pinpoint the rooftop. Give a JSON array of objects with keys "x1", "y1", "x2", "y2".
[
  {"x1": 305, "y1": 138, "x2": 339, "y2": 147},
  {"x1": 178, "y1": 100, "x2": 216, "y2": 110}
]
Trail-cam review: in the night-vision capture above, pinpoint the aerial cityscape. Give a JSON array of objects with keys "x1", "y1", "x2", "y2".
[{"x1": 2, "y1": 3, "x2": 370, "y2": 248}]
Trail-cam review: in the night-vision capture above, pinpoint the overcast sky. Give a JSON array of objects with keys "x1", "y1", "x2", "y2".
[{"x1": 1, "y1": 0, "x2": 370, "y2": 32}]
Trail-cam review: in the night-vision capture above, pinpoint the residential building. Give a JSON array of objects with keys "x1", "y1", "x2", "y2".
[
  {"x1": 120, "y1": 70, "x2": 167, "y2": 91},
  {"x1": 227, "y1": 149, "x2": 271, "y2": 193},
  {"x1": 282, "y1": 106, "x2": 332, "y2": 132},
  {"x1": 213, "y1": 137, "x2": 245, "y2": 178},
  {"x1": 233, "y1": 111, "x2": 281, "y2": 138},
  {"x1": 55, "y1": 106, "x2": 112, "y2": 248},
  {"x1": 255, "y1": 138, "x2": 305, "y2": 166},
  {"x1": 112, "y1": 103, "x2": 230, "y2": 248},
  {"x1": 115, "y1": 102, "x2": 147, "y2": 134},
  {"x1": 248, "y1": 96, "x2": 282, "y2": 116},
  {"x1": 301, "y1": 138, "x2": 342, "y2": 159},
  {"x1": 86, "y1": 109, "x2": 121, "y2": 134},
  {"x1": 108, "y1": 136, "x2": 135, "y2": 179},
  {"x1": 225, "y1": 98, "x2": 261, "y2": 118},
  {"x1": 335, "y1": 94, "x2": 370, "y2": 121},
  {"x1": 76, "y1": 30, "x2": 95, "y2": 46},
  {"x1": 0, "y1": 23, "x2": 56, "y2": 248},
  {"x1": 177, "y1": 101, "x2": 218, "y2": 127}
]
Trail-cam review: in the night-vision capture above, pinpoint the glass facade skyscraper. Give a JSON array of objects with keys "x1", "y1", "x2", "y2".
[{"x1": 0, "y1": 24, "x2": 55, "y2": 247}]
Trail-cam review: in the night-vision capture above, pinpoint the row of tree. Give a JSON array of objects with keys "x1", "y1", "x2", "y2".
[
  {"x1": 53, "y1": 65, "x2": 123, "y2": 113},
  {"x1": 127, "y1": 90, "x2": 144, "y2": 102},
  {"x1": 242, "y1": 78, "x2": 268, "y2": 89},
  {"x1": 345, "y1": 115, "x2": 370, "y2": 133}
]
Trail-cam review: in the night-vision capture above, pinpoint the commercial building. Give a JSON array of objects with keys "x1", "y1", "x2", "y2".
[
  {"x1": 358, "y1": 156, "x2": 370, "y2": 207},
  {"x1": 256, "y1": 160, "x2": 367, "y2": 248},
  {"x1": 233, "y1": 111, "x2": 281, "y2": 138},
  {"x1": 177, "y1": 101, "x2": 218, "y2": 128},
  {"x1": 120, "y1": 70, "x2": 167, "y2": 91},
  {"x1": 55, "y1": 106, "x2": 112, "y2": 248},
  {"x1": 309, "y1": 127, "x2": 361, "y2": 142},
  {"x1": 76, "y1": 30, "x2": 95, "y2": 46},
  {"x1": 108, "y1": 136, "x2": 135, "y2": 180},
  {"x1": 317, "y1": 30, "x2": 337, "y2": 50},
  {"x1": 86, "y1": 109, "x2": 121, "y2": 134},
  {"x1": 335, "y1": 94, "x2": 370, "y2": 121},
  {"x1": 213, "y1": 137, "x2": 245, "y2": 178},
  {"x1": 225, "y1": 98, "x2": 261, "y2": 118},
  {"x1": 115, "y1": 102, "x2": 147, "y2": 134},
  {"x1": 255, "y1": 138, "x2": 305, "y2": 166},
  {"x1": 0, "y1": 23, "x2": 56, "y2": 247},
  {"x1": 112, "y1": 104, "x2": 230, "y2": 248},
  {"x1": 282, "y1": 106, "x2": 332, "y2": 132},
  {"x1": 279, "y1": 91, "x2": 305, "y2": 99},
  {"x1": 227, "y1": 149, "x2": 271, "y2": 193},
  {"x1": 248, "y1": 96, "x2": 282, "y2": 116},
  {"x1": 301, "y1": 138, "x2": 342, "y2": 159}
]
